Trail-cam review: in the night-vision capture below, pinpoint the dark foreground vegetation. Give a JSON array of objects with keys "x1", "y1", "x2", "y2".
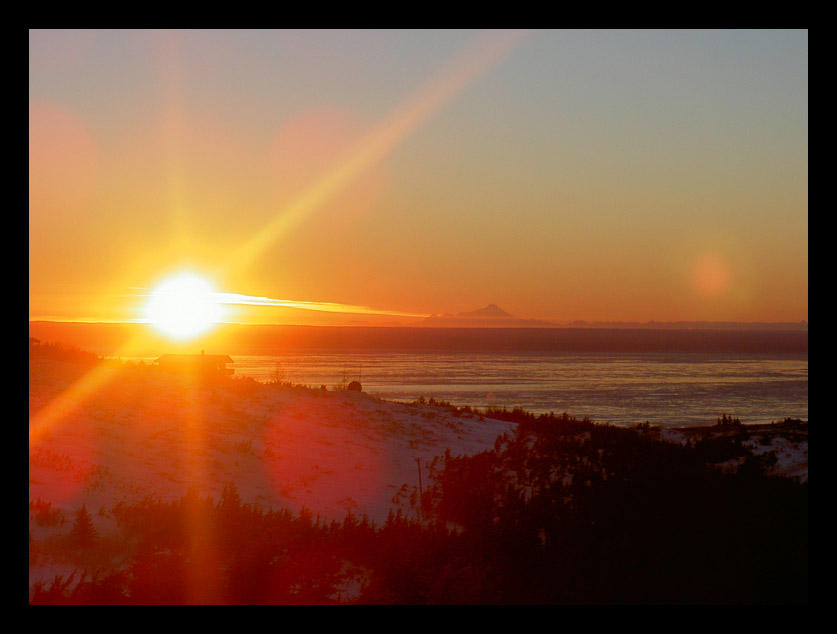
[{"x1": 30, "y1": 411, "x2": 807, "y2": 604}]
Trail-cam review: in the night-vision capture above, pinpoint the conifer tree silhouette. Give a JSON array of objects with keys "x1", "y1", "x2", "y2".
[{"x1": 70, "y1": 505, "x2": 97, "y2": 547}]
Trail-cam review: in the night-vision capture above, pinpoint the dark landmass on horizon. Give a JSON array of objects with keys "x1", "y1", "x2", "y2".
[
  {"x1": 420, "y1": 303, "x2": 555, "y2": 327},
  {"x1": 29, "y1": 320, "x2": 808, "y2": 356},
  {"x1": 419, "y1": 304, "x2": 808, "y2": 330}
]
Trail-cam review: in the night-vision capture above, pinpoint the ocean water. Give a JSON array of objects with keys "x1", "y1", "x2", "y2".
[{"x1": 223, "y1": 352, "x2": 807, "y2": 428}]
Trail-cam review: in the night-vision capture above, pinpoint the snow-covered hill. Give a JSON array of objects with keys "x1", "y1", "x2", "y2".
[{"x1": 29, "y1": 359, "x2": 515, "y2": 529}]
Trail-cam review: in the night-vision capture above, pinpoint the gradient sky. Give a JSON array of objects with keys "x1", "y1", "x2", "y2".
[{"x1": 29, "y1": 29, "x2": 808, "y2": 325}]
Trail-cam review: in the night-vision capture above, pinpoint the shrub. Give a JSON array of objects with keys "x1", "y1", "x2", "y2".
[
  {"x1": 716, "y1": 413, "x2": 742, "y2": 426},
  {"x1": 29, "y1": 498, "x2": 65, "y2": 527}
]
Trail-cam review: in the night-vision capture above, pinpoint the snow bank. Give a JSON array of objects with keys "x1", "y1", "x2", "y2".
[{"x1": 29, "y1": 365, "x2": 516, "y2": 532}]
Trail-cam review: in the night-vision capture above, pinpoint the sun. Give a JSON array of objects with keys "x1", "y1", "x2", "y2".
[{"x1": 143, "y1": 272, "x2": 226, "y2": 340}]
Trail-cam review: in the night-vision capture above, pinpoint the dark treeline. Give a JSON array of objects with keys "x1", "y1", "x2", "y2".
[
  {"x1": 29, "y1": 321, "x2": 808, "y2": 355},
  {"x1": 30, "y1": 413, "x2": 807, "y2": 604},
  {"x1": 28, "y1": 338, "x2": 99, "y2": 365}
]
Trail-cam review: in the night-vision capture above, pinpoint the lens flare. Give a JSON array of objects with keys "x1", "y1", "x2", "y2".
[{"x1": 692, "y1": 253, "x2": 732, "y2": 298}]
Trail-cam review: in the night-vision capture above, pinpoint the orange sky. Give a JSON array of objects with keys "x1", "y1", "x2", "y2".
[{"x1": 29, "y1": 30, "x2": 808, "y2": 327}]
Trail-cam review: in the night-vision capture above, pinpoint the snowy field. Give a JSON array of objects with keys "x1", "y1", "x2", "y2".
[{"x1": 29, "y1": 359, "x2": 515, "y2": 541}]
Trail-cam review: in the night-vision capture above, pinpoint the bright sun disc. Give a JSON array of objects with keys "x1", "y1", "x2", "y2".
[{"x1": 144, "y1": 273, "x2": 224, "y2": 340}]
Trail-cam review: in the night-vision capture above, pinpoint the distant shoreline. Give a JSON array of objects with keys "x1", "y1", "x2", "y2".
[{"x1": 29, "y1": 320, "x2": 809, "y2": 356}]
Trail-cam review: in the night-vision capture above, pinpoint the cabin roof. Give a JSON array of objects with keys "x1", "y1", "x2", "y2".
[{"x1": 156, "y1": 354, "x2": 233, "y2": 363}]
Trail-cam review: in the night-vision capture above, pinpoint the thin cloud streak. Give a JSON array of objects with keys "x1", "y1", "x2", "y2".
[{"x1": 215, "y1": 292, "x2": 429, "y2": 318}]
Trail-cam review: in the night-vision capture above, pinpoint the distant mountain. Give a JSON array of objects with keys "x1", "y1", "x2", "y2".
[
  {"x1": 458, "y1": 304, "x2": 513, "y2": 318},
  {"x1": 420, "y1": 304, "x2": 555, "y2": 328}
]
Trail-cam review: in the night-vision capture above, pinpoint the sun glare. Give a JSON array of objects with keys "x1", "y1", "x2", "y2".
[{"x1": 144, "y1": 272, "x2": 225, "y2": 340}]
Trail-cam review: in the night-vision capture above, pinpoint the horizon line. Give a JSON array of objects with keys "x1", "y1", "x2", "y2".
[{"x1": 28, "y1": 318, "x2": 809, "y2": 329}]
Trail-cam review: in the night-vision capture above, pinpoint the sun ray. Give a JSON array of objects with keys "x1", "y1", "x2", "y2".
[
  {"x1": 29, "y1": 332, "x2": 154, "y2": 448},
  {"x1": 220, "y1": 30, "x2": 529, "y2": 280}
]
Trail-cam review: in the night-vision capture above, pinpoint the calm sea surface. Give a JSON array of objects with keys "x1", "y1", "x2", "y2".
[{"x1": 210, "y1": 352, "x2": 807, "y2": 428}]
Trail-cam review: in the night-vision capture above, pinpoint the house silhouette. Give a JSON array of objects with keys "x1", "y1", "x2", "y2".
[{"x1": 155, "y1": 351, "x2": 234, "y2": 376}]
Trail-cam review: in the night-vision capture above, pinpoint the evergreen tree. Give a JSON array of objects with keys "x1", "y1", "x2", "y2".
[{"x1": 70, "y1": 504, "x2": 97, "y2": 547}]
